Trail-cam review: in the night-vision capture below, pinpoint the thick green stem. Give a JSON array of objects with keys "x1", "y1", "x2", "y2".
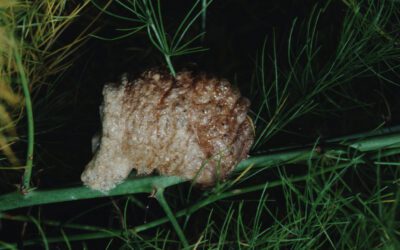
[
  {"x1": 0, "y1": 129, "x2": 399, "y2": 212},
  {"x1": 155, "y1": 188, "x2": 189, "y2": 249},
  {"x1": 0, "y1": 176, "x2": 183, "y2": 212},
  {"x1": 14, "y1": 49, "x2": 34, "y2": 191},
  {"x1": 0, "y1": 163, "x2": 351, "y2": 248},
  {"x1": 236, "y1": 131, "x2": 400, "y2": 171}
]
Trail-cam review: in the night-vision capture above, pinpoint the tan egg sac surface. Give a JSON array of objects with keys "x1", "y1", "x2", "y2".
[{"x1": 81, "y1": 70, "x2": 254, "y2": 191}]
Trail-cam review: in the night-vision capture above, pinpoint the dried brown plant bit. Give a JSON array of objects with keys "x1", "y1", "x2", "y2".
[{"x1": 81, "y1": 70, "x2": 254, "y2": 191}]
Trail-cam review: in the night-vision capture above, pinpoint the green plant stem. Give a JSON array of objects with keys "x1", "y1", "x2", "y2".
[
  {"x1": 341, "y1": 0, "x2": 395, "y2": 43},
  {"x1": 0, "y1": 176, "x2": 183, "y2": 212},
  {"x1": 164, "y1": 54, "x2": 176, "y2": 77},
  {"x1": 2, "y1": 232, "x2": 113, "y2": 248},
  {"x1": 236, "y1": 129, "x2": 400, "y2": 171},
  {"x1": 155, "y1": 188, "x2": 189, "y2": 249},
  {"x1": 14, "y1": 49, "x2": 35, "y2": 191},
  {"x1": 0, "y1": 241, "x2": 17, "y2": 250},
  {"x1": 0, "y1": 163, "x2": 351, "y2": 248},
  {"x1": 0, "y1": 213, "x2": 111, "y2": 232},
  {"x1": 0, "y1": 128, "x2": 400, "y2": 212},
  {"x1": 201, "y1": 0, "x2": 207, "y2": 40}
]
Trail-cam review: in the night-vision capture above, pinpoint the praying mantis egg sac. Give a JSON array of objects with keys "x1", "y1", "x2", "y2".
[{"x1": 81, "y1": 70, "x2": 254, "y2": 191}]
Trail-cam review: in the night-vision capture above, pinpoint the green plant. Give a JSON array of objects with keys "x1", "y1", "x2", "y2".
[
  {"x1": 0, "y1": 0, "x2": 93, "y2": 190},
  {"x1": 92, "y1": 0, "x2": 212, "y2": 76}
]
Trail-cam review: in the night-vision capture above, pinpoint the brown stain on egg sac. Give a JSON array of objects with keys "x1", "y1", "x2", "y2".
[{"x1": 81, "y1": 70, "x2": 254, "y2": 191}]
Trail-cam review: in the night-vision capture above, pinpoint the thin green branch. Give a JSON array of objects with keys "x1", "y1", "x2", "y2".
[
  {"x1": 0, "y1": 241, "x2": 16, "y2": 250},
  {"x1": 0, "y1": 213, "x2": 112, "y2": 232},
  {"x1": 155, "y1": 188, "x2": 189, "y2": 248},
  {"x1": 341, "y1": 0, "x2": 397, "y2": 43},
  {"x1": 30, "y1": 216, "x2": 49, "y2": 250},
  {"x1": 14, "y1": 48, "x2": 35, "y2": 192},
  {"x1": 92, "y1": 0, "x2": 211, "y2": 76},
  {"x1": 164, "y1": 55, "x2": 176, "y2": 77}
]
